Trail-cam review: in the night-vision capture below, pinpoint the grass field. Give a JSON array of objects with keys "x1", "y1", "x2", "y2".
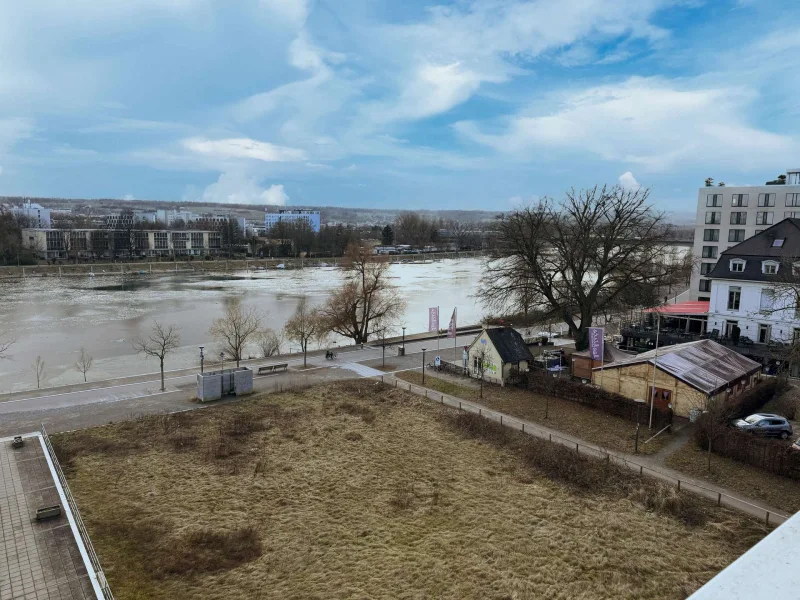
[
  {"x1": 665, "y1": 440, "x2": 800, "y2": 514},
  {"x1": 395, "y1": 371, "x2": 669, "y2": 455},
  {"x1": 55, "y1": 381, "x2": 767, "y2": 600}
]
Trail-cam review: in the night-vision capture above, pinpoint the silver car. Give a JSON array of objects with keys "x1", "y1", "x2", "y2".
[{"x1": 734, "y1": 413, "x2": 793, "y2": 439}]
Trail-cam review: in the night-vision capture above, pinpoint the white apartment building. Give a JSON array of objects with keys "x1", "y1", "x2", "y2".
[
  {"x1": 11, "y1": 201, "x2": 51, "y2": 228},
  {"x1": 265, "y1": 209, "x2": 321, "y2": 233},
  {"x1": 706, "y1": 219, "x2": 800, "y2": 352},
  {"x1": 690, "y1": 168, "x2": 800, "y2": 301}
]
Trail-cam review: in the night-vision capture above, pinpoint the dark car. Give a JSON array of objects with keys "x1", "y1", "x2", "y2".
[{"x1": 733, "y1": 413, "x2": 793, "y2": 439}]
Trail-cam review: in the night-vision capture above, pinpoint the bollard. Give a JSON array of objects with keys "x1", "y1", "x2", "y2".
[
  {"x1": 479, "y1": 408, "x2": 482, "y2": 416},
  {"x1": 677, "y1": 480, "x2": 681, "y2": 492},
  {"x1": 549, "y1": 433, "x2": 551, "y2": 442},
  {"x1": 717, "y1": 493, "x2": 721, "y2": 506},
  {"x1": 639, "y1": 466, "x2": 643, "y2": 476},
  {"x1": 441, "y1": 394, "x2": 444, "y2": 404},
  {"x1": 459, "y1": 401, "x2": 462, "y2": 410},
  {"x1": 766, "y1": 511, "x2": 770, "y2": 526},
  {"x1": 500, "y1": 415, "x2": 503, "y2": 425}
]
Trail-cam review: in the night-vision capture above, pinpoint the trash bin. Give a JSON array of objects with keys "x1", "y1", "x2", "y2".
[{"x1": 397, "y1": 346, "x2": 405, "y2": 356}]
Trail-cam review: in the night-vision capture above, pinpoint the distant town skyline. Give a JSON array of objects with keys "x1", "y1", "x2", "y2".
[{"x1": 1, "y1": 0, "x2": 798, "y2": 211}]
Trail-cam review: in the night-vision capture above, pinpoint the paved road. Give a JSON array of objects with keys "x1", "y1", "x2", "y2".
[{"x1": 0, "y1": 334, "x2": 479, "y2": 436}]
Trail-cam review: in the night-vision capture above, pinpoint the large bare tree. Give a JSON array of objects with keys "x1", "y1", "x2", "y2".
[
  {"x1": 319, "y1": 245, "x2": 406, "y2": 345},
  {"x1": 209, "y1": 305, "x2": 263, "y2": 367},
  {"x1": 481, "y1": 186, "x2": 684, "y2": 350},
  {"x1": 133, "y1": 321, "x2": 181, "y2": 391},
  {"x1": 284, "y1": 296, "x2": 324, "y2": 367}
]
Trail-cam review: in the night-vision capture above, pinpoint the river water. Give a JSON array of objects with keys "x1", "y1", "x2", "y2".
[{"x1": 0, "y1": 258, "x2": 485, "y2": 393}]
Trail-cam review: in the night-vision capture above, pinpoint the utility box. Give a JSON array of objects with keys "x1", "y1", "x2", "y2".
[{"x1": 196, "y1": 367, "x2": 253, "y2": 402}]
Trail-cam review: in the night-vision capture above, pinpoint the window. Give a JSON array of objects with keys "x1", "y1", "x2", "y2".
[
  {"x1": 785, "y1": 211, "x2": 800, "y2": 218},
  {"x1": 730, "y1": 212, "x2": 747, "y2": 225},
  {"x1": 154, "y1": 231, "x2": 168, "y2": 250},
  {"x1": 730, "y1": 259, "x2": 745, "y2": 272},
  {"x1": 758, "y1": 324, "x2": 771, "y2": 344},
  {"x1": 773, "y1": 238, "x2": 785, "y2": 247},
  {"x1": 731, "y1": 194, "x2": 748, "y2": 207},
  {"x1": 700, "y1": 262, "x2": 715, "y2": 275},
  {"x1": 706, "y1": 194, "x2": 723, "y2": 207},
  {"x1": 786, "y1": 193, "x2": 800, "y2": 207},
  {"x1": 703, "y1": 229, "x2": 720, "y2": 242},
  {"x1": 727, "y1": 286, "x2": 741, "y2": 310},
  {"x1": 191, "y1": 232, "x2": 204, "y2": 249},
  {"x1": 706, "y1": 212, "x2": 721, "y2": 224},
  {"x1": 756, "y1": 211, "x2": 773, "y2": 225},
  {"x1": 728, "y1": 229, "x2": 745, "y2": 242},
  {"x1": 762, "y1": 261, "x2": 778, "y2": 274},
  {"x1": 699, "y1": 279, "x2": 711, "y2": 292},
  {"x1": 758, "y1": 193, "x2": 776, "y2": 207},
  {"x1": 760, "y1": 289, "x2": 775, "y2": 310},
  {"x1": 701, "y1": 246, "x2": 718, "y2": 259}
]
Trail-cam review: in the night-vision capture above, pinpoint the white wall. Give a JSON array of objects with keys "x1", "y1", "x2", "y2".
[{"x1": 708, "y1": 277, "x2": 800, "y2": 342}]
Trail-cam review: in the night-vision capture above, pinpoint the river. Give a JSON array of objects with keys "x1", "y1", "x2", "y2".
[{"x1": 0, "y1": 258, "x2": 485, "y2": 393}]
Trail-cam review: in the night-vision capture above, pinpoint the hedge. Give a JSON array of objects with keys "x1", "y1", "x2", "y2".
[
  {"x1": 694, "y1": 379, "x2": 800, "y2": 479},
  {"x1": 522, "y1": 372, "x2": 673, "y2": 430}
]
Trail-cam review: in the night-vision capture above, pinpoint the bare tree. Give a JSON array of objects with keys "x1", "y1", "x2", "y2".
[
  {"x1": 74, "y1": 347, "x2": 94, "y2": 382},
  {"x1": 256, "y1": 328, "x2": 282, "y2": 358},
  {"x1": 472, "y1": 345, "x2": 489, "y2": 399},
  {"x1": 480, "y1": 186, "x2": 683, "y2": 350},
  {"x1": 319, "y1": 244, "x2": 406, "y2": 345},
  {"x1": 0, "y1": 332, "x2": 14, "y2": 360},
  {"x1": 133, "y1": 321, "x2": 181, "y2": 391},
  {"x1": 209, "y1": 305, "x2": 263, "y2": 367},
  {"x1": 32, "y1": 355, "x2": 46, "y2": 389},
  {"x1": 446, "y1": 219, "x2": 470, "y2": 250},
  {"x1": 284, "y1": 297, "x2": 325, "y2": 367}
]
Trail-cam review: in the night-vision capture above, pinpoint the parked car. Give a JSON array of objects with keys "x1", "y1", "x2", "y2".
[{"x1": 733, "y1": 414, "x2": 793, "y2": 439}]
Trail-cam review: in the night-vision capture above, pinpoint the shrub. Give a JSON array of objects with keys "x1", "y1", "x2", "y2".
[
  {"x1": 718, "y1": 378, "x2": 780, "y2": 421},
  {"x1": 451, "y1": 412, "x2": 511, "y2": 446},
  {"x1": 337, "y1": 402, "x2": 376, "y2": 424},
  {"x1": 523, "y1": 372, "x2": 673, "y2": 430},
  {"x1": 775, "y1": 389, "x2": 799, "y2": 420}
]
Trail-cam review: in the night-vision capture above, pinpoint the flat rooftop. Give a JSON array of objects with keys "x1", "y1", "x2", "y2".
[{"x1": 0, "y1": 434, "x2": 99, "y2": 600}]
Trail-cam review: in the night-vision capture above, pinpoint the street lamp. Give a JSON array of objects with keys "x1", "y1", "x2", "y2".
[
  {"x1": 402, "y1": 326, "x2": 406, "y2": 351},
  {"x1": 421, "y1": 347, "x2": 427, "y2": 384},
  {"x1": 199, "y1": 346, "x2": 205, "y2": 374}
]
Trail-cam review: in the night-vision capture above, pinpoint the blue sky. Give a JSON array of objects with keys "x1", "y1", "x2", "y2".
[{"x1": 1, "y1": 0, "x2": 799, "y2": 211}]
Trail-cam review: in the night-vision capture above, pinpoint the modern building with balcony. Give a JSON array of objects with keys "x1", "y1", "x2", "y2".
[{"x1": 690, "y1": 169, "x2": 800, "y2": 301}]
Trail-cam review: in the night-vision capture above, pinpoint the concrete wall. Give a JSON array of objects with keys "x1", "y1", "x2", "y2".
[
  {"x1": 690, "y1": 183, "x2": 800, "y2": 300},
  {"x1": 197, "y1": 367, "x2": 253, "y2": 402},
  {"x1": 709, "y1": 277, "x2": 800, "y2": 343}
]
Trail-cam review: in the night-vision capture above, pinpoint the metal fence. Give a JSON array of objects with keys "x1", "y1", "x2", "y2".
[
  {"x1": 380, "y1": 375, "x2": 790, "y2": 527},
  {"x1": 40, "y1": 424, "x2": 115, "y2": 600}
]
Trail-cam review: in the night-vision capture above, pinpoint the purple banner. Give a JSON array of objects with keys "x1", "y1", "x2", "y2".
[
  {"x1": 588, "y1": 327, "x2": 604, "y2": 362},
  {"x1": 428, "y1": 307, "x2": 439, "y2": 333}
]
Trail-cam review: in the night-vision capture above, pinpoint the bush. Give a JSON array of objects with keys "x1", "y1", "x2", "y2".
[
  {"x1": 451, "y1": 412, "x2": 512, "y2": 446},
  {"x1": 523, "y1": 372, "x2": 673, "y2": 430},
  {"x1": 337, "y1": 402, "x2": 376, "y2": 424},
  {"x1": 775, "y1": 389, "x2": 799, "y2": 420},
  {"x1": 718, "y1": 378, "x2": 780, "y2": 421}
]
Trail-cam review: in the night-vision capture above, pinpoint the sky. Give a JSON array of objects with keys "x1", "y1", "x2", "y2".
[{"x1": 1, "y1": 0, "x2": 799, "y2": 211}]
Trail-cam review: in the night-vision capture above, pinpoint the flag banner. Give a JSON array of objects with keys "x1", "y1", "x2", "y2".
[
  {"x1": 428, "y1": 307, "x2": 439, "y2": 333},
  {"x1": 447, "y1": 308, "x2": 457, "y2": 338},
  {"x1": 588, "y1": 327, "x2": 604, "y2": 362}
]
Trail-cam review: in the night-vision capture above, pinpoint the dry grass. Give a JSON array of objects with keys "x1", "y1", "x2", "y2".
[
  {"x1": 397, "y1": 371, "x2": 669, "y2": 455},
  {"x1": 55, "y1": 381, "x2": 767, "y2": 600},
  {"x1": 665, "y1": 440, "x2": 800, "y2": 514}
]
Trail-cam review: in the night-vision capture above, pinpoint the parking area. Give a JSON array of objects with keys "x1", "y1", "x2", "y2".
[{"x1": 0, "y1": 435, "x2": 98, "y2": 600}]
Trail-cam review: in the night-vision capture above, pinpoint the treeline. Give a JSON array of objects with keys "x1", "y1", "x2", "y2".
[{"x1": 0, "y1": 211, "x2": 37, "y2": 265}]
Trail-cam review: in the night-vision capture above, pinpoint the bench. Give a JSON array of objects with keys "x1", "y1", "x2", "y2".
[
  {"x1": 36, "y1": 505, "x2": 62, "y2": 521},
  {"x1": 257, "y1": 363, "x2": 289, "y2": 375}
]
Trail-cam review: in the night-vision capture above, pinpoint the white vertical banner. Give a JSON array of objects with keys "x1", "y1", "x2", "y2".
[{"x1": 428, "y1": 307, "x2": 439, "y2": 333}]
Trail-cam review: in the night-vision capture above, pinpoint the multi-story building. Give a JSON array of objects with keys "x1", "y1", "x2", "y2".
[
  {"x1": 706, "y1": 218, "x2": 800, "y2": 375},
  {"x1": 690, "y1": 168, "x2": 800, "y2": 301},
  {"x1": 264, "y1": 209, "x2": 321, "y2": 233},
  {"x1": 11, "y1": 201, "x2": 51, "y2": 228},
  {"x1": 23, "y1": 228, "x2": 221, "y2": 260}
]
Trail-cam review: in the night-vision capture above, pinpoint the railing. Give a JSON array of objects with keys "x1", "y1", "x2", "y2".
[
  {"x1": 379, "y1": 375, "x2": 790, "y2": 527},
  {"x1": 40, "y1": 424, "x2": 115, "y2": 600}
]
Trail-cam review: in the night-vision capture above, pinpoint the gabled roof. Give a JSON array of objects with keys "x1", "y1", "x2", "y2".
[
  {"x1": 595, "y1": 339, "x2": 761, "y2": 395},
  {"x1": 709, "y1": 218, "x2": 800, "y2": 282},
  {"x1": 480, "y1": 327, "x2": 534, "y2": 364}
]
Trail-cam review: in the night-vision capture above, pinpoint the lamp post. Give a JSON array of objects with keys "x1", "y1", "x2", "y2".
[
  {"x1": 199, "y1": 346, "x2": 205, "y2": 374},
  {"x1": 421, "y1": 347, "x2": 427, "y2": 384},
  {"x1": 634, "y1": 398, "x2": 646, "y2": 453},
  {"x1": 402, "y1": 326, "x2": 406, "y2": 352},
  {"x1": 220, "y1": 352, "x2": 225, "y2": 397}
]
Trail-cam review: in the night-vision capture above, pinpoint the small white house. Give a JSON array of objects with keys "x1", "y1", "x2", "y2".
[
  {"x1": 467, "y1": 327, "x2": 534, "y2": 386},
  {"x1": 707, "y1": 218, "x2": 800, "y2": 346}
]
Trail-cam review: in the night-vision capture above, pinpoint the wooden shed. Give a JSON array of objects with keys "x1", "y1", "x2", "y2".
[
  {"x1": 571, "y1": 342, "x2": 634, "y2": 381},
  {"x1": 592, "y1": 339, "x2": 761, "y2": 418}
]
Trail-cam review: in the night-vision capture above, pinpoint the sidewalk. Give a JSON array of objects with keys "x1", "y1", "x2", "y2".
[{"x1": 378, "y1": 373, "x2": 791, "y2": 526}]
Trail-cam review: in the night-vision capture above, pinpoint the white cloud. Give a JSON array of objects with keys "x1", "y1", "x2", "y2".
[
  {"x1": 456, "y1": 76, "x2": 799, "y2": 172},
  {"x1": 199, "y1": 171, "x2": 289, "y2": 205},
  {"x1": 618, "y1": 171, "x2": 639, "y2": 189},
  {"x1": 259, "y1": 0, "x2": 309, "y2": 28},
  {"x1": 123, "y1": 193, "x2": 135, "y2": 200},
  {"x1": 182, "y1": 137, "x2": 306, "y2": 162}
]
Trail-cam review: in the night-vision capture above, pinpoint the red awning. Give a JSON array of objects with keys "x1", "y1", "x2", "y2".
[{"x1": 644, "y1": 301, "x2": 709, "y2": 315}]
